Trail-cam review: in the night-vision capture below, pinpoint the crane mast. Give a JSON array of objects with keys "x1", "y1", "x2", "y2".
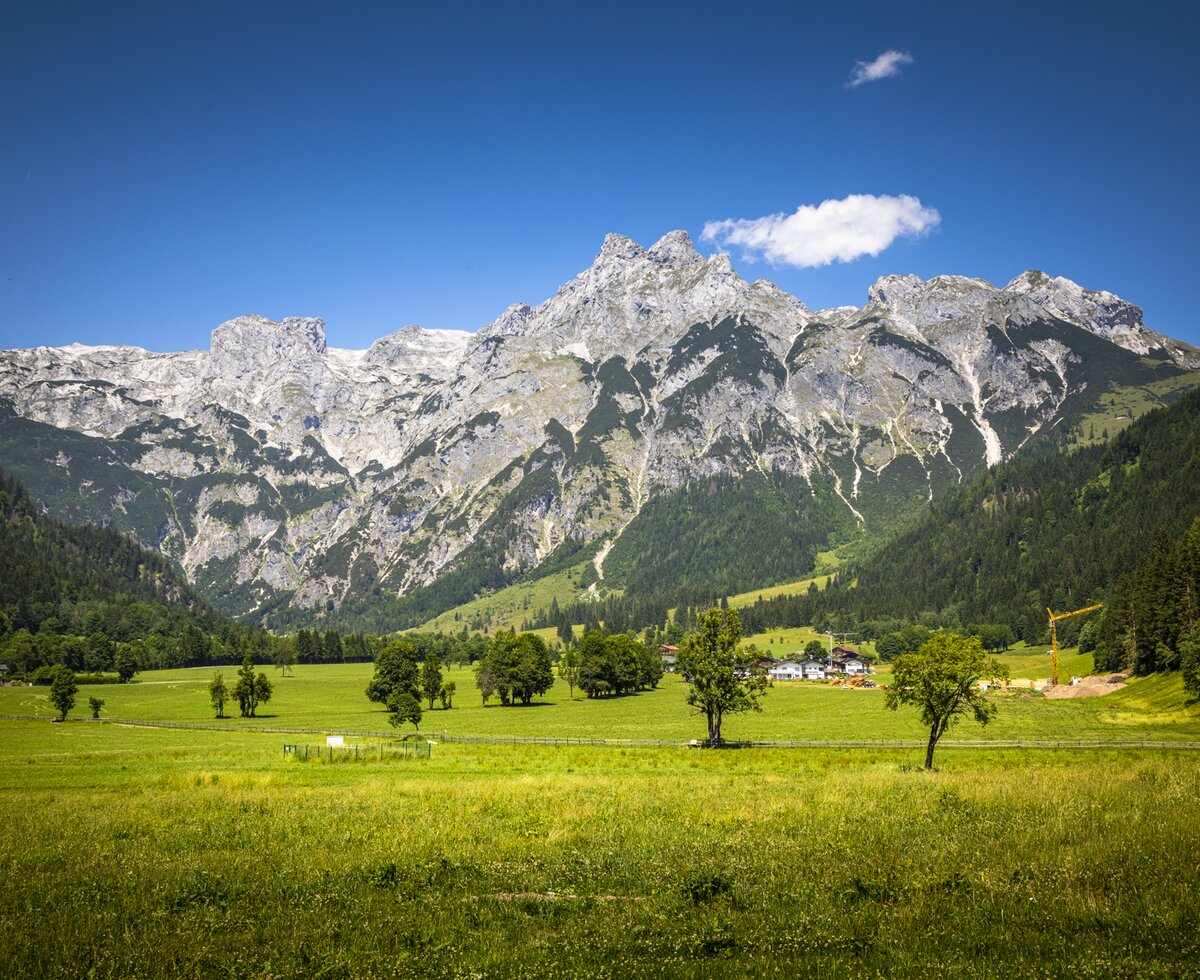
[{"x1": 1047, "y1": 603, "x2": 1104, "y2": 686}]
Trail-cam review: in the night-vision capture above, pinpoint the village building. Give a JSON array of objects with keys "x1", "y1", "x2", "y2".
[
  {"x1": 767, "y1": 660, "x2": 804, "y2": 682},
  {"x1": 800, "y1": 659, "x2": 827, "y2": 681}
]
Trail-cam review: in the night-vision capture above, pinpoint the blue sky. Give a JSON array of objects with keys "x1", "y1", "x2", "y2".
[{"x1": 2, "y1": 0, "x2": 1198, "y2": 350}]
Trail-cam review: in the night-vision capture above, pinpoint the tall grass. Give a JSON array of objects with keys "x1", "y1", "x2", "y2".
[{"x1": 0, "y1": 721, "x2": 1197, "y2": 977}]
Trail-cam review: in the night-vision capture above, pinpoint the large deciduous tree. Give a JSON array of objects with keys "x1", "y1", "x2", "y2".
[
  {"x1": 474, "y1": 631, "x2": 554, "y2": 706},
  {"x1": 676, "y1": 608, "x2": 768, "y2": 745},
  {"x1": 885, "y1": 632, "x2": 1008, "y2": 769},
  {"x1": 113, "y1": 646, "x2": 138, "y2": 683},
  {"x1": 366, "y1": 640, "x2": 420, "y2": 707}
]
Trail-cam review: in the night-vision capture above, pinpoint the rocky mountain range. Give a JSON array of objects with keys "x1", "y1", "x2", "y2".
[{"x1": 1, "y1": 230, "x2": 1196, "y2": 629}]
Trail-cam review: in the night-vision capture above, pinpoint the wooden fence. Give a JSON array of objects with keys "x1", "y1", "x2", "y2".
[{"x1": 2, "y1": 714, "x2": 1200, "y2": 751}]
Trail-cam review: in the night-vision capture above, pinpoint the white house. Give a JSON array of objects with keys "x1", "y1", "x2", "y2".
[
  {"x1": 800, "y1": 660, "x2": 827, "y2": 681},
  {"x1": 840, "y1": 658, "x2": 869, "y2": 675},
  {"x1": 768, "y1": 660, "x2": 805, "y2": 682}
]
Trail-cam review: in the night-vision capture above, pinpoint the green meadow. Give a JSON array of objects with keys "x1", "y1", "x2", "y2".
[
  {"x1": 2, "y1": 661, "x2": 1198, "y2": 742},
  {"x1": 2, "y1": 661, "x2": 1199, "y2": 977},
  {"x1": 0, "y1": 720, "x2": 1198, "y2": 978}
]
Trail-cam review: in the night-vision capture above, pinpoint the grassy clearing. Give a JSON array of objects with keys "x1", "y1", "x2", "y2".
[
  {"x1": 0, "y1": 720, "x2": 1197, "y2": 978},
  {"x1": 1074, "y1": 372, "x2": 1200, "y2": 448},
  {"x1": 996, "y1": 642, "x2": 1094, "y2": 681},
  {"x1": 726, "y1": 563, "x2": 840, "y2": 609},
  {"x1": 418, "y1": 562, "x2": 594, "y2": 634},
  {"x1": 3, "y1": 662, "x2": 1198, "y2": 743}
]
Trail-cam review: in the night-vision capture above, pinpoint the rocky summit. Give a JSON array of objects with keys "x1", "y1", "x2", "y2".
[{"x1": 1, "y1": 231, "x2": 1196, "y2": 628}]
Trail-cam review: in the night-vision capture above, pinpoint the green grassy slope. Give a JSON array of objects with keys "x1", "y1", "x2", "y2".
[{"x1": 418, "y1": 561, "x2": 594, "y2": 634}]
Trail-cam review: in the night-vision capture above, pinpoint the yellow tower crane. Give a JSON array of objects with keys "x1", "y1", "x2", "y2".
[{"x1": 1047, "y1": 603, "x2": 1104, "y2": 686}]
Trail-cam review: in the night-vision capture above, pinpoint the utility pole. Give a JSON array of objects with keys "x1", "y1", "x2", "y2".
[{"x1": 825, "y1": 631, "x2": 860, "y2": 668}]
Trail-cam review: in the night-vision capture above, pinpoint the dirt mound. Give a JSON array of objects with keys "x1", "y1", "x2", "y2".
[{"x1": 1043, "y1": 674, "x2": 1127, "y2": 699}]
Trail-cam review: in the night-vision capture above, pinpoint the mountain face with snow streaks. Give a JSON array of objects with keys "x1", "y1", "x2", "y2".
[{"x1": 1, "y1": 230, "x2": 1195, "y2": 628}]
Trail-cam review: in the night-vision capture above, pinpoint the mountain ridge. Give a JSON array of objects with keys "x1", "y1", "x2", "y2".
[{"x1": 1, "y1": 230, "x2": 1197, "y2": 630}]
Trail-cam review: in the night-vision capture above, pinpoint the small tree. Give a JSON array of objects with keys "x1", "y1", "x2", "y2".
[
  {"x1": 113, "y1": 646, "x2": 138, "y2": 683},
  {"x1": 804, "y1": 639, "x2": 825, "y2": 660},
  {"x1": 231, "y1": 655, "x2": 273, "y2": 718},
  {"x1": 88, "y1": 696, "x2": 105, "y2": 719},
  {"x1": 209, "y1": 671, "x2": 229, "y2": 718},
  {"x1": 885, "y1": 632, "x2": 1008, "y2": 769},
  {"x1": 388, "y1": 691, "x2": 422, "y2": 732},
  {"x1": 274, "y1": 643, "x2": 297, "y2": 676},
  {"x1": 558, "y1": 646, "x2": 582, "y2": 700},
  {"x1": 676, "y1": 608, "x2": 768, "y2": 745},
  {"x1": 49, "y1": 665, "x2": 77, "y2": 721},
  {"x1": 421, "y1": 654, "x2": 444, "y2": 710},
  {"x1": 439, "y1": 679, "x2": 456, "y2": 709}
]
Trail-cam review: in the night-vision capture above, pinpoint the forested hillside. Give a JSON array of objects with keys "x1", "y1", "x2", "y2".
[
  {"x1": 0, "y1": 467, "x2": 259, "y2": 674},
  {"x1": 1096, "y1": 516, "x2": 1200, "y2": 687},
  {"x1": 746, "y1": 388, "x2": 1200, "y2": 651}
]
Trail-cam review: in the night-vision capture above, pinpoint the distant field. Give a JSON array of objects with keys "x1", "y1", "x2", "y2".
[
  {"x1": 726, "y1": 571, "x2": 831, "y2": 608},
  {"x1": 418, "y1": 561, "x2": 594, "y2": 634},
  {"x1": 3, "y1": 661, "x2": 1197, "y2": 743},
  {"x1": 0, "y1": 720, "x2": 1197, "y2": 977},
  {"x1": 420, "y1": 547, "x2": 846, "y2": 637},
  {"x1": 1074, "y1": 372, "x2": 1200, "y2": 448}
]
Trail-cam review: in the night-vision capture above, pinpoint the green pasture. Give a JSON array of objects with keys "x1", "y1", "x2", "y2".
[
  {"x1": 3, "y1": 661, "x2": 1198, "y2": 743},
  {"x1": 419, "y1": 562, "x2": 595, "y2": 634},
  {"x1": 0, "y1": 719, "x2": 1197, "y2": 978}
]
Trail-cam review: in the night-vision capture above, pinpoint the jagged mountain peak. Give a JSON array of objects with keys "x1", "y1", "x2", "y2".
[
  {"x1": 647, "y1": 230, "x2": 704, "y2": 268},
  {"x1": 1004, "y1": 269, "x2": 1053, "y2": 293},
  {"x1": 867, "y1": 273, "x2": 999, "y2": 311},
  {"x1": 593, "y1": 232, "x2": 647, "y2": 268},
  {"x1": 210, "y1": 314, "x2": 327, "y2": 359}
]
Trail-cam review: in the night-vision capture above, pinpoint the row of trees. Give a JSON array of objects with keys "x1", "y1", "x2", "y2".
[
  {"x1": 208, "y1": 656, "x2": 274, "y2": 718},
  {"x1": 558, "y1": 631, "x2": 663, "y2": 698},
  {"x1": 45, "y1": 597, "x2": 1010, "y2": 771},
  {"x1": 364, "y1": 639, "x2": 459, "y2": 731}
]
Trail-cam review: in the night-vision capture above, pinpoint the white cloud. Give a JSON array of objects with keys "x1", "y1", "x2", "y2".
[
  {"x1": 848, "y1": 49, "x2": 914, "y2": 87},
  {"x1": 701, "y1": 194, "x2": 941, "y2": 269}
]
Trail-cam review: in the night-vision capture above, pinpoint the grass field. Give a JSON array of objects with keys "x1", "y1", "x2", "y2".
[
  {"x1": 418, "y1": 545, "x2": 842, "y2": 638},
  {"x1": 3, "y1": 660, "x2": 1199, "y2": 743},
  {"x1": 0, "y1": 719, "x2": 1197, "y2": 978},
  {"x1": 418, "y1": 562, "x2": 596, "y2": 634}
]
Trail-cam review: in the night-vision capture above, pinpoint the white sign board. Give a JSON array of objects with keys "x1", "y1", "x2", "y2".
[{"x1": 326, "y1": 735, "x2": 345, "y2": 748}]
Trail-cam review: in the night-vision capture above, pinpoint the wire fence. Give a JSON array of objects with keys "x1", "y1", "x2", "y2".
[{"x1": 2, "y1": 713, "x2": 1200, "y2": 751}]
